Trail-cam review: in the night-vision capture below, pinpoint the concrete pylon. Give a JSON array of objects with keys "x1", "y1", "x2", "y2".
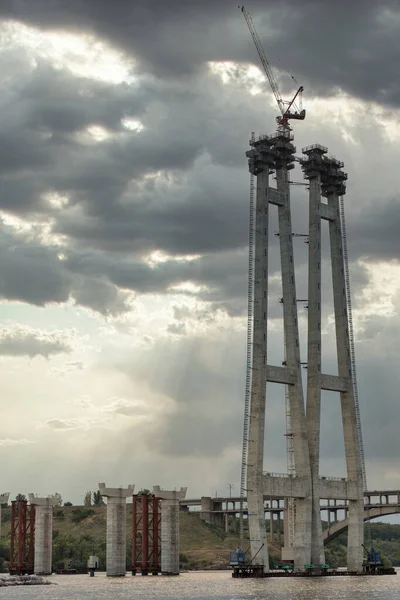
[
  {"x1": 28, "y1": 495, "x2": 57, "y2": 575},
  {"x1": 245, "y1": 131, "x2": 312, "y2": 571},
  {"x1": 301, "y1": 145, "x2": 364, "y2": 572},
  {"x1": 245, "y1": 135, "x2": 275, "y2": 572},
  {"x1": 153, "y1": 486, "x2": 187, "y2": 575},
  {"x1": 99, "y1": 483, "x2": 134, "y2": 577},
  {"x1": 302, "y1": 145, "x2": 327, "y2": 568},
  {"x1": 274, "y1": 134, "x2": 312, "y2": 569},
  {"x1": 0, "y1": 493, "x2": 10, "y2": 541}
]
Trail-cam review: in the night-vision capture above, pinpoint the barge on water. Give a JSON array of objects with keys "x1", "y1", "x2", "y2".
[
  {"x1": 232, "y1": 564, "x2": 397, "y2": 578},
  {"x1": 230, "y1": 545, "x2": 396, "y2": 578}
]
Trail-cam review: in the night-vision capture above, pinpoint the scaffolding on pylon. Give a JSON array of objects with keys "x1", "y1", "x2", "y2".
[
  {"x1": 283, "y1": 336, "x2": 296, "y2": 549},
  {"x1": 239, "y1": 131, "x2": 256, "y2": 546}
]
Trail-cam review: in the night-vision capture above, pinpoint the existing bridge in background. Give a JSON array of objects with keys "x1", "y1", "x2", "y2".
[{"x1": 180, "y1": 489, "x2": 400, "y2": 541}]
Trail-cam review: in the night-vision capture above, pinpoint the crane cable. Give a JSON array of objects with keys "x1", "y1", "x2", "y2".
[{"x1": 240, "y1": 6, "x2": 284, "y2": 115}]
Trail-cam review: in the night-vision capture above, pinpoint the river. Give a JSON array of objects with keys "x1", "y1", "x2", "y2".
[{"x1": 2, "y1": 571, "x2": 400, "y2": 599}]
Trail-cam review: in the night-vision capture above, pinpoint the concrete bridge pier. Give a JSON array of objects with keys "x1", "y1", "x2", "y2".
[
  {"x1": 28, "y1": 495, "x2": 58, "y2": 575},
  {"x1": 0, "y1": 493, "x2": 9, "y2": 541},
  {"x1": 99, "y1": 483, "x2": 134, "y2": 577},
  {"x1": 154, "y1": 486, "x2": 187, "y2": 575},
  {"x1": 200, "y1": 496, "x2": 213, "y2": 525}
]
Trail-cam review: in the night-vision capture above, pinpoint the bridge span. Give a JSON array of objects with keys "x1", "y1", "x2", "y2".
[
  {"x1": 180, "y1": 490, "x2": 400, "y2": 542},
  {"x1": 324, "y1": 504, "x2": 400, "y2": 543}
]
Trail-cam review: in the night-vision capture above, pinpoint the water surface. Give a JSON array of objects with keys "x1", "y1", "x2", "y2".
[{"x1": 2, "y1": 571, "x2": 400, "y2": 599}]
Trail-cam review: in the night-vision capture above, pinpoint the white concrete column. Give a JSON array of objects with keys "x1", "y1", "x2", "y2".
[
  {"x1": 224, "y1": 513, "x2": 229, "y2": 533},
  {"x1": 327, "y1": 191, "x2": 364, "y2": 571},
  {"x1": 0, "y1": 494, "x2": 9, "y2": 541},
  {"x1": 301, "y1": 145, "x2": 333, "y2": 570},
  {"x1": 306, "y1": 169, "x2": 325, "y2": 567},
  {"x1": 28, "y1": 495, "x2": 57, "y2": 575},
  {"x1": 153, "y1": 486, "x2": 186, "y2": 575},
  {"x1": 246, "y1": 143, "x2": 271, "y2": 572},
  {"x1": 99, "y1": 483, "x2": 134, "y2": 577},
  {"x1": 276, "y1": 157, "x2": 312, "y2": 571},
  {"x1": 200, "y1": 496, "x2": 213, "y2": 524},
  {"x1": 281, "y1": 499, "x2": 294, "y2": 561}
]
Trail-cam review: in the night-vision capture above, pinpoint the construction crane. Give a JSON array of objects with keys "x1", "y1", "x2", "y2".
[
  {"x1": 240, "y1": 6, "x2": 305, "y2": 129},
  {"x1": 237, "y1": 5, "x2": 305, "y2": 556}
]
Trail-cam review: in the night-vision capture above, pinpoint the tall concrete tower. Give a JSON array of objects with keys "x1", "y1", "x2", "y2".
[
  {"x1": 301, "y1": 145, "x2": 364, "y2": 571},
  {"x1": 245, "y1": 130, "x2": 312, "y2": 571}
]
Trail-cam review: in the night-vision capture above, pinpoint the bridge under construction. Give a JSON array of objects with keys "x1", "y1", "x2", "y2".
[
  {"x1": 241, "y1": 135, "x2": 364, "y2": 573},
  {"x1": 239, "y1": 6, "x2": 366, "y2": 574}
]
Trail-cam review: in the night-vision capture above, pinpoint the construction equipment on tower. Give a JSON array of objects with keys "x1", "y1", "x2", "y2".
[{"x1": 240, "y1": 5, "x2": 305, "y2": 129}]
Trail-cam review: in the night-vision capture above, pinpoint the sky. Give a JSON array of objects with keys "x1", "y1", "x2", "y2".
[{"x1": 0, "y1": 0, "x2": 400, "y2": 509}]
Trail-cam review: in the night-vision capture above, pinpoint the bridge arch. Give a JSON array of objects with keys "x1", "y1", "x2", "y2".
[{"x1": 324, "y1": 506, "x2": 400, "y2": 544}]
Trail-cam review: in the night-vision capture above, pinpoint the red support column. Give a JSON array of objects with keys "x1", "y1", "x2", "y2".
[
  {"x1": 142, "y1": 494, "x2": 149, "y2": 575},
  {"x1": 131, "y1": 494, "x2": 161, "y2": 576},
  {"x1": 27, "y1": 504, "x2": 35, "y2": 572},
  {"x1": 10, "y1": 501, "x2": 17, "y2": 573},
  {"x1": 9, "y1": 500, "x2": 34, "y2": 575},
  {"x1": 17, "y1": 501, "x2": 27, "y2": 572}
]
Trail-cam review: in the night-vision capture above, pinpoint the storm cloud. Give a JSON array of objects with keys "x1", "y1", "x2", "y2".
[
  {"x1": 0, "y1": 0, "x2": 399, "y2": 502},
  {"x1": 0, "y1": 0, "x2": 399, "y2": 106}
]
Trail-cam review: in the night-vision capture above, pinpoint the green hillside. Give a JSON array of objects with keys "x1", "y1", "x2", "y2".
[
  {"x1": 0, "y1": 505, "x2": 281, "y2": 571},
  {"x1": 1, "y1": 505, "x2": 398, "y2": 571},
  {"x1": 325, "y1": 522, "x2": 400, "y2": 568}
]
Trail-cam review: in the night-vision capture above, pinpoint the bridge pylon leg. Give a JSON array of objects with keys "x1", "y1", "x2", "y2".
[
  {"x1": 301, "y1": 146, "x2": 364, "y2": 573},
  {"x1": 246, "y1": 131, "x2": 313, "y2": 573}
]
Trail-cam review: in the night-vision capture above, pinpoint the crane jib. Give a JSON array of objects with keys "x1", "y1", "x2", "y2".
[{"x1": 240, "y1": 5, "x2": 305, "y2": 127}]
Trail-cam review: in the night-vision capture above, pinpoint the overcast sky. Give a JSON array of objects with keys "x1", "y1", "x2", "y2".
[{"x1": 0, "y1": 0, "x2": 399, "y2": 507}]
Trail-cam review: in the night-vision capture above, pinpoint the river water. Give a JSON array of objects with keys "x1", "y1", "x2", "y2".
[{"x1": 1, "y1": 571, "x2": 400, "y2": 600}]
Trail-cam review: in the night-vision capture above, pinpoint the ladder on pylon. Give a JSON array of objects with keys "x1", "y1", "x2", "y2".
[
  {"x1": 284, "y1": 338, "x2": 296, "y2": 548},
  {"x1": 340, "y1": 195, "x2": 370, "y2": 548},
  {"x1": 339, "y1": 196, "x2": 367, "y2": 492},
  {"x1": 239, "y1": 132, "x2": 256, "y2": 544}
]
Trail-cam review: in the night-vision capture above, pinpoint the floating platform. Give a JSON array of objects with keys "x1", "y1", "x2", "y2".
[{"x1": 232, "y1": 566, "x2": 397, "y2": 578}]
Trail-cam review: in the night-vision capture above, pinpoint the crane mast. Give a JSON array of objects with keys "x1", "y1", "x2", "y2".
[{"x1": 240, "y1": 6, "x2": 305, "y2": 129}]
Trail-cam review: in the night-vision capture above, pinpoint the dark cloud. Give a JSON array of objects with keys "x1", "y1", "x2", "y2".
[
  {"x1": 0, "y1": 225, "x2": 72, "y2": 305},
  {"x1": 348, "y1": 197, "x2": 400, "y2": 262},
  {"x1": 0, "y1": 21, "x2": 390, "y2": 320},
  {"x1": 1, "y1": 1, "x2": 399, "y2": 502},
  {"x1": 22, "y1": 63, "x2": 147, "y2": 135},
  {"x1": 0, "y1": 0, "x2": 399, "y2": 107},
  {"x1": 0, "y1": 223, "x2": 131, "y2": 314},
  {"x1": 53, "y1": 167, "x2": 250, "y2": 256},
  {"x1": 72, "y1": 275, "x2": 131, "y2": 316}
]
